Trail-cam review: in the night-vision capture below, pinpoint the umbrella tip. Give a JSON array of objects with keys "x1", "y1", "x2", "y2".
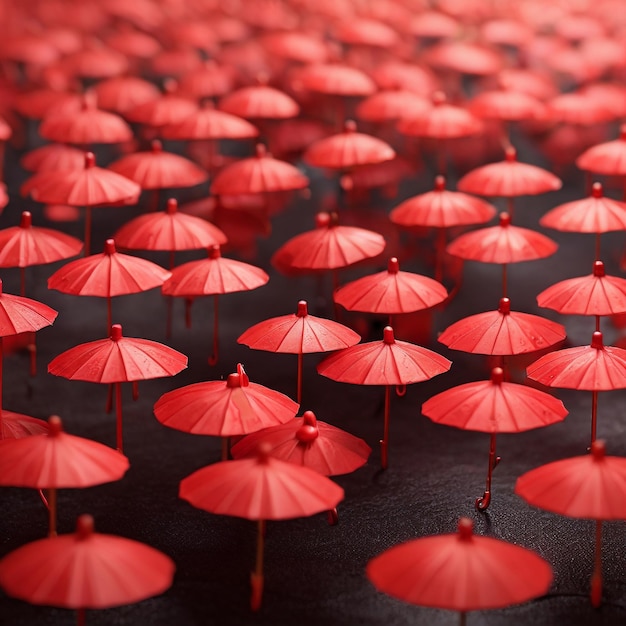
[
  {"x1": 591, "y1": 182, "x2": 603, "y2": 198},
  {"x1": 432, "y1": 90, "x2": 446, "y2": 106},
  {"x1": 593, "y1": 260, "x2": 605, "y2": 277},
  {"x1": 591, "y1": 330, "x2": 604, "y2": 350},
  {"x1": 387, "y1": 257, "x2": 399, "y2": 274},
  {"x1": 490, "y1": 367, "x2": 504, "y2": 384},
  {"x1": 434, "y1": 175, "x2": 446, "y2": 191},
  {"x1": 505, "y1": 146, "x2": 517, "y2": 161},
  {"x1": 20, "y1": 211, "x2": 32, "y2": 229},
  {"x1": 48, "y1": 415, "x2": 63, "y2": 436},
  {"x1": 151, "y1": 139, "x2": 163, "y2": 153},
  {"x1": 104, "y1": 239, "x2": 116, "y2": 255},
  {"x1": 344, "y1": 119, "x2": 357, "y2": 133},
  {"x1": 209, "y1": 244, "x2": 221, "y2": 259},
  {"x1": 257, "y1": 441, "x2": 272, "y2": 463},
  {"x1": 498, "y1": 297, "x2": 511, "y2": 315},
  {"x1": 296, "y1": 410, "x2": 319, "y2": 442},
  {"x1": 76, "y1": 514, "x2": 95, "y2": 540},
  {"x1": 499, "y1": 212, "x2": 511, "y2": 227},
  {"x1": 255, "y1": 143, "x2": 267, "y2": 158},
  {"x1": 110, "y1": 324, "x2": 123, "y2": 341},
  {"x1": 621, "y1": 124, "x2": 626, "y2": 141},
  {"x1": 315, "y1": 212, "x2": 332, "y2": 228},
  {"x1": 84, "y1": 152, "x2": 96, "y2": 169},
  {"x1": 591, "y1": 439, "x2": 606, "y2": 460},
  {"x1": 383, "y1": 326, "x2": 395, "y2": 344},
  {"x1": 166, "y1": 198, "x2": 178, "y2": 214},
  {"x1": 457, "y1": 517, "x2": 474, "y2": 540},
  {"x1": 226, "y1": 372, "x2": 242, "y2": 388},
  {"x1": 296, "y1": 300, "x2": 309, "y2": 317}
]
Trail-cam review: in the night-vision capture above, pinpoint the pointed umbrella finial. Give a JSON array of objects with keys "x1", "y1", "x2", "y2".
[
  {"x1": 457, "y1": 517, "x2": 474, "y2": 541},
  {"x1": 19, "y1": 211, "x2": 33, "y2": 229},
  {"x1": 499, "y1": 212, "x2": 511, "y2": 227},
  {"x1": 591, "y1": 330, "x2": 604, "y2": 350},
  {"x1": 315, "y1": 212, "x2": 331, "y2": 228},
  {"x1": 383, "y1": 326, "x2": 395, "y2": 344},
  {"x1": 296, "y1": 300, "x2": 308, "y2": 317},
  {"x1": 104, "y1": 239, "x2": 116, "y2": 255},
  {"x1": 434, "y1": 175, "x2": 446, "y2": 191},
  {"x1": 432, "y1": 91, "x2": 446, "y2": 106},
  {"x1": 591, "y1": 182, "x2": 603, "y2": 198},
  {"x1": 255, "y1": 144, "x2": 267, "y2": 158},
  {"x1": 151, "y1": 139, "x2": 163, "y2": 153},
  {"x1": 591, "y1": 439, "x2": 606, "y2": 460},
  {"x1": 76, "y1": 514, "x2": 95, "y2": 540},
  {"x1": 226, "y1": 372, "x2": 243, "y2": 388},
  {"x1": 498, "y1": 297, "x2": 511, "y2": 315},
  {"x1": 490, "y1": 367, "x2": 504, "y2": 385},
  {"x1": 166, "y1": 198, "x2": 178, "y2": 214},
  {"x1": 387, "y1": 257, "x2": 400, "y2": 274},
  {"x1": 209, "y1": 244, "x2": 221, "y2": 259},
  {"x1": 296, "y1": 410, "x2": 319, "y2": 442},
  {"x1": 505, "y1": 146, "x2": 517, "y2": 162},
  {"x1": 593, "y1": 260, "x2": 605, "y2": 277},
  {"x1": 84, "y1": 152, "x2": 96, "y2": 169},
  {"x1": 110, "y1": 324, "x2": 123, "y2": 341},
  {"x1": 344, "y1": 119, "x2": 357, "y2": 133},
  {"x1": 48, "y1": 415, "x2": 63, "y2": 437}
]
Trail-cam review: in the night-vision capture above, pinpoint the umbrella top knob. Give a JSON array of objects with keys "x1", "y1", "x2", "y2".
[
  {"x1": 432, "y1": 90, "x2": 446, "y2": 106},
  {"x1": 104, "y1": 239, "x2": 116, "y2": 255},
  {"x1": 296, "y1": 410, "x2": 319, "y2": 442},
  {"x1": 163, "y1": 78, "x2": 178, "y2": 94},
  {"x1": 505, "y1": 146, "x2": 517, "y2": 162},
  {"x1": 166, "y1": 198, "x2": 178, "y2": 214},
  {"x1": 84, "y1": 152, "x2": 96, "y2": 169},
  {"x1": 591, "y1": 182, "x2": 603, "y2": 199},
  {"x1": 257, "y1": 441, "x2": 272, "y2": 464},
  {"x1": 151, "y1": 139, "x2": 163, "y2": 153},
  {"x1": 593, "y1": 260, "x2": 605, "y2": 277},
  {"x1": 315, "y1": 212, "x2": 335, "y2": 228},
  {"x1": 591, "y1": 439, "x2": 606, "y2": 460},
  {"x1": 296, "y1": 300, "x2": 309, "y2": 317},
  {"x1": 621, "y1": 124, "x2": 626, "y2": 141},
  {"x1": 48, "y1": 415, "x2": 63, "y2": 437},
  {"x1": 110, "y1": 324, "x2": 123, "y2": 341},
  {"x1": 226, "y1": 372, "x2": 243, "y2": 388},
  {"x1": 383, "y1": 326, "x2": 395, "y2": 344},
  {"x1": 208, "y1": 244, "x2": 221, "y2": 259},
  {"x1": 387, "y1": 257, "x2": 400, "y2": 274},
  {"x1": 434, "y1": 175, "x2": 446, "y2": 191},
  {"x1": 490, "y1": 367, "x2": 504, "y2": 385},
  {"x1": 498, "y1": 297, "x2": 511, "y2": 315},
  {"x1": 236, "y1": 362, "x2": 250, "y2": 385},
  {"x1": 499, "y1": 212, "x2": 511, "y2": 227},
  {"x1": 591, "y1": 330, "x2": 604, "y2": 350},
  {"x1": 19, "y1": 211, "x2": 32, "y2": 229},
  {"x1": 344, "y1": 119, "x2": 357, "y2": 133},
  {"x1": 76, "y1": 514, "x2": 95, "y2": 540},
  {"x1": 457, "y1": 517, "x2": 474, "y2": 541},
  {"x1": 255, "y1": 143, "x2": 267, "y2": 158}
]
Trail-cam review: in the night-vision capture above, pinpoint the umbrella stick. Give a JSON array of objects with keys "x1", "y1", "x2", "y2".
[
  {"x1": 132, "y1": 381, "x2": 139, "y2": 401},
  {"x1": 77, "y1": 608, "x2": 86, "y2": 626},
  {"x1": 332, "y1": 270, "x2": 341, "y2": 321},
  {"x1": 208, "y1": 295, "x2": 219, "y2": 366},
  {"x1": 459, "y1": 611, "x2": 467, "y2": 626},
  {"x1": 185, "y1": 298, "x2": 193, "y2": 328},
  {"x1": 591, "y1": 390, "x2": 598, "y2": 444},
  {"x1": 107, "y1": 297, "x2": 112, "y2": 333},
  {"x1": 115, "y1": 382, "x2": 124, "y2": 453},
  {"x1": 501, "y1": 263, "x2": 507, "y2": 298},
  {"x1": 106, "y1": 385, "x2": 113, "y2": 414},
  {"x1": 380, "y1": 385, "x2": 391, "y2": 470},
  {"x1": 435, "y1": 228, "x2": 446, "y2": 283},
  {"x1": 595, "y1": 233, "x2": 601, "y2": 261},
  {"x1": 436, "y1": 138, "x2": 447, "y2": 177},
  {"x1": 0, "y1": 335, "x2": 4, "y2": 420},
  {"x1": 19, "y1": 267, "x2": 25, "y2": 297},
  {"x1": 297, "y1": 352, "x2": 303, "y2": 405},
  {"x1": 48, "y1": 487, "x2": 57, "y2": 537},
  {"x1": 28, "y1": 333, "x2": 37, "y2": 377},
  {"x1": 476, "y1": 432, "x2": 501, "y2": 512},
  {"x1": 595, "y1": 314, "x2": 600, "y2": 332},
  {"x1": 591, "y1": 520, "x2": 603, "y2": 607},
  {"x1": 165, "y1": 251, "x2": 175, "y2": 339},
  {"x1": 251, "y1": 519, "x2": 265, "y2": 611},
  {"x1": 84, "y1": 207, "x2": 92, "y2": 257},
  {"x1": 221, "y1": 437, "x2": 229, "y2": 461},
  {"x1": 507, "y1": 197, "x2": 514, "y2": 221}
]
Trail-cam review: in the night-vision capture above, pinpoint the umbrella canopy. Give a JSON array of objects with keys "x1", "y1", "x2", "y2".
[
  {"x1": 271, "y1": 212, "x2": 386, "y2": 274},
  {"x1": 154, "y1": 363, "x2": 297, "y2": 438},
  {"x1": 107, "y1": 139, "x2": 208, "y2": 190},
  {"x1": 231, "y1": 409, "x2": 371, "y2": 476},
  {"x1": 0, "y1": 279, "x2": 58, "y2": 337},
  {"x1": 20, "y1": 143, "x2": 85, "y2": 173},
  {"x1": 294, "y1": 63, "x2": 376, "y2": 97},
  {"x1": 333, "y1": 257, "x2": 447, "y2": 320},
  {"x1": 0, "y1": 514, "x2": 175, "y2": 620},
  {"x1": 180, "y1": 444, "x2": 344, "y2": 610},
  {"x1": 318, "y1": 326, "x2": 451, "y2": 469},
  {"x1": 0, "y1": 415, "x2": 129, "y2": 535},
  {"x1": 516, "y1": 440, "x2": 626, "y2": 607},
  {"x1": 48, "y1": 324, "x2": 187, "y2": 452},
  {"x1": 48, "y1": 238, "x2": 171, "y2": 331},
  {"x1": 210, "y1": 144, "x2": 309, "y2": 196},
  {"x1": 303, "y1": 120, "x2": 396, "y2": 169},
  {"x1": 125, "y1": 89, "x2": 198, "y2": 127},
  {"x1": 576, "y1": 126, "x2": 626, "y2": 176},
  {"x1": 238, "y1": 299, "x2": 360, "y2": 403},
  {"x1": 92, "y1": 75, "x2": 160, "y2": 115},
  {"x1": 218, "y1": 84, "x2": 300, "y2": 120},
  {"x1": 438, "y1": 297, "x2": 566, "y2": 356},
  {"x1": 1, "y1": 410, "x2": 49, "y2": 440},
  {"x1": 468, "y1": 89, "x2": 546, "y2": 122},
  {"x1": 367, "y1": 517, "x2": 552, "y2": 621},
  {"x1": 355, "y1": 90, "x2": 431, "y2": 123},
  {"x1": 390, "y1": 175, "x2": 497, "y2": 229}
]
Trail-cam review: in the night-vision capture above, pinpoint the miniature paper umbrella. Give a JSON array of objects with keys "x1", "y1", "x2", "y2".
[
  {"x1": 180, "y1": 443, "x2": 344, "y2": 611},
  {"x1": 367, "y1": 517, "x2": 552, "y2": 626},
  {"x1": 0, "y1": 514, "x2": 175, "y2": 626},
  {"x1": 516, "y1": 440, "x2": 626, "y2": 607}
]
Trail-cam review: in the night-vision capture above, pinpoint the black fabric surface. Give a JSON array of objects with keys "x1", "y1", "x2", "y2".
[{"x1": 2, "y1": 134, "x2": 626, "y2": 626}]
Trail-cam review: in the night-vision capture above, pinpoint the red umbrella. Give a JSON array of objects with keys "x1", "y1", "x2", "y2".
[
  {"x1": 527, "y1": 330, "x2": 626, "y2": 444},
  {"x1": 1, "y1": 410, "x2": 49, "y2": 440},
  {"x1": 303, "y1": 120, "x2": 396, "y2": 169},
  {"x1": 369, "y1": 61, "x2": 438, "y2": 95},
  {"x1": 24, "y1": 152, "x2": 141, "y2": 256},
  {"x1": 20, "y1": 143, "x2": 85, "y2": 173},
  {"x1": 546, "y1": 93, "x2": 616, "y2": 126},
  {"x1": 540, "y1": 183, "x2": 626, "y2": 260},
  {"x1": 367, "y1": 517, "x2": 552, "y2": 625},
  {"x1": 389, "y1": 175, "x2": 497, "y2": 281},
  {"x1": 334, "y1": 17, "x2": 400, "y2": 49},
  {"x1": 457, "y1": 147, "x2": 562, "y2": 218},
  {"x1": 423, "y1": 366, "x2": 568, "y2": 511},
  {"x1": 125, "y1": 87, "x2": 198, "y2": 128},
  {"x1": 179, "y1": 444, "x2": 344, "y2": 610},
  {"x1": 154, "y1": 363, "x2": 298, "y2": 459},
  {"x1": 446, "y1": 212, "x2": 558, "y2": 296},
  {"x1": 0, "y1": 513, "x2": 175, "y2": 625},
  {"x1": 176, "y1": 60, "x2": 236, "y2": 100},
  {"x1": 262, "y1": 31, "x2": 329, "y2": 65},
  {"x1": 317, "y1": 326, "x2": 451, "y2": 469},
  {"x1": 426, "y1": 41, "x2": 503, "y2": 76},
  {"x1": 0, "y1": 279, "x2": 57, "y2": 433},
  {"x1": 210, "y1": 144, "x2": 309, "y2": 197},
  {"x1": 48, "y1": 238, "x2": 171, "y2": 331},
  {"x1": 355, "y1": 90, "x2": 431, "y2": 123},
  {"x1": 48, "y1": 324, "x2": 188, "y2": 453},
  {"x1": 39, "y1": 94, "x2": 133, "y2": 145},
  {"x1": 438, "y1": 297, "x2": 566, "y2": 356},
  {"x1": 218, "y1": 84, "x2": 300, "y2": 120},
  {"x1": 516, "y1": 440, "x2": 626, "y2": 607},
  {"x1": 238, "y1": 299, "x2": 360, "y2": 404},
  {"x1": 0, "y1": 415, "x2": 129, "y2": 536},
  {"x1": 334, "y1": 257, "x2": 447, "y2": 326},
  {"x1": 576, "y1": 126, "x2": 626, "y2": 178},
  {"x1": 161, "y1": 244, "x2": 269, "y2": 364}
]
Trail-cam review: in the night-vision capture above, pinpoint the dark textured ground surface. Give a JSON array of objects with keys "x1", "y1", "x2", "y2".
[{"x1": 2, "y1": 132, "x2": 626, "y2": 626}]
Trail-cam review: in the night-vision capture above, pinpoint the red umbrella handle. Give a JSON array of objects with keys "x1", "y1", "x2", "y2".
[
  {"x1": 208, "y1": 295, "x2": 219, "y2": 366},
  {"x1": 77, "y1": 608, "x2": 86, "y2": 626},
  {"x1": 380, "y1": 385, "x2": 391, "y2": 470},
  {"x1": 84, "y1": 206, "x2": 91, "y2": 257},
  {"x1": 327, "y1": 508, "x2": 339, "y2": 526},
  {"x1": 28, "y1": 333, "x2": 37, "y2": 377},
  {"x1": 591, "y1": 520, "x2": 603, "y2": 607},
  {"x1": 115, "y1": 382, "x2": 124, "y2": 453},
  {"x1": 251, "y1": 519, "x2": 265, "y2": 611},
  {"x1": 475, "y1": 432, "x2": 501, "y2": 512},
  {"x1": 47, "y1": 487, "x2": 57, "y2": 538}
]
